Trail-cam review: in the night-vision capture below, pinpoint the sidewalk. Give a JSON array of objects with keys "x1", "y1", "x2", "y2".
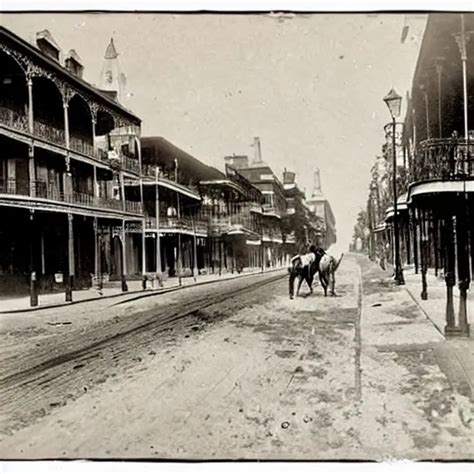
[
  {"x1": 359, "y1": 255, "x2": 474, "y2": 401},
  {"x1": 0, "y1": 266, "x2": 280, "y2": 313},
  {"x1": 403, "y1": 266, "x2": 473, "y2": 338}
]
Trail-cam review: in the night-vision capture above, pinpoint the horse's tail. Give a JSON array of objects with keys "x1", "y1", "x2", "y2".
[{"x1": 333, "y1": 253, "x2": 344, "y2": 272}]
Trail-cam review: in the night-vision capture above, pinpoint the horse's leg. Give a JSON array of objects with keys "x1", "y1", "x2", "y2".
[
  {"x1": 296, "y1": 275, "x2": 304, "y2": 296},
  {"x1": 289, "y1": 270, "x2": 296, "y2": 299},
  {"x1": 318, "y1": 273, "x2": 325, "y2": 295},
  {"x1": 330, "y1": 273, "x2": 336, "y2": 296},
  {"x1": 320, "y1": 273, "x2": 328, "y2": 296}
]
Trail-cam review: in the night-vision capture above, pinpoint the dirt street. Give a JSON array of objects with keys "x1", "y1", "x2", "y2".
[{"x1": 0, "y1": 254, "x2": 472, "y2": 460}]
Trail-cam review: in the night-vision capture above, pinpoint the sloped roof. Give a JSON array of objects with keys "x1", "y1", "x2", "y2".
[{"x1": 141, "y1": 137, "x2": 224, "y2": 187}]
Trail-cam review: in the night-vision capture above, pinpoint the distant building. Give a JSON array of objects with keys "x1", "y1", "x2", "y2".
[
  {"x1": 281, "y1": 169, "x2": 321, "y2": 253},
  {"x1": 224, "y1": 138, "x2": 288, "y2": 267},
  {"x1": 305, "y1": 169, "x2": 337, "y2": 248},
  {"x1": 99, "y1": 38, "x2": 127, "y2": 102}
]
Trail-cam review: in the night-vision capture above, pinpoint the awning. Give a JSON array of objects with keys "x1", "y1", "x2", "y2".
[
  {"x1": 407, "y1": 180, "x2": 474, "y2": 203},
  {"x1": 373, "y1": 223, "x2": 387, "y2": 233},
  {"x1": 140, "y1": 176, "x2": 201, "y2": 201}
]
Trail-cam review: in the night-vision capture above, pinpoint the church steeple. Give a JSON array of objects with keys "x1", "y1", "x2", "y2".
[
  {"x1": 311, "y1": 168, "x2": 324, "y2": 199},
  {"x1": 104, "y1": 38, "x2": 118, "y2": 59},
  {"x1": 99, "y1": 37, "x2": 127, "y2": 103}
]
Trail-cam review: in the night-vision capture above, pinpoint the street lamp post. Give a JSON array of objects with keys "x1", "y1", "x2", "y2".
[{"x1": 384, "y1": 88, "x2": 405, "y2": 285}]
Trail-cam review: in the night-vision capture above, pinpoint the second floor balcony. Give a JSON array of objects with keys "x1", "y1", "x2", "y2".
[
  {"x1": 0, "y1": 104, "x2": 140, "y2": 175},
  {"x1": 206, "y1": 205, "x2": 261, "y2": 237},
  {"x1": 0, "y1": 178, "x2": 142, "y2": 216},
  {"x1": 262, "y1": 204, "x2": 282, "y2": 218},
  {"x1": 145, "y1": 216, "x2": 209, "y2": 235},
  {"x1": 414, "y1": 138, "x2": 474, "y2": 182}
]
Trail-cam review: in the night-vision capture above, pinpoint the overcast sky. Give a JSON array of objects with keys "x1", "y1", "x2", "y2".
[{"x1": 1, "y1": 13, "x2": 426, "y2": 250}]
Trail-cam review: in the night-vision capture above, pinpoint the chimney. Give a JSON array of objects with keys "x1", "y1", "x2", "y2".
[
  {"x1": 224, "y1": 155, "x2": 249, "y2": 170},
  {"x1": 283, "y1": 170, "x2": 296, "y2": 184},
  {"x1": 253, "y1": 137, "x2": 262, "y2": 164}
]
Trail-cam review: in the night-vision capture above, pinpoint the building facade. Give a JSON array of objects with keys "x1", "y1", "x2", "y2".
[
  {"x1": 0, "y1": 26, "x2": 142, "y2": 299},
  {"x1": 365, "y1": 13, "x2": 473, "y2": 337},
  {"x1": 0, "y1": 24, "x2": 338, "y2": 305},
  {"x1": 224, "y1": 138, "x2": 289, "y2": 268}
]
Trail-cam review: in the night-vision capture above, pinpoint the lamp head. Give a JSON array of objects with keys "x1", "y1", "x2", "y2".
[{"x1": 383, "y1": 88, "x2": 402, "y2": 119}]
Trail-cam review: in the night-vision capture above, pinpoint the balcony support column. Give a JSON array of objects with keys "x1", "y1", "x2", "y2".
[
  {"x1": 63, "y1": 156, "x2": 73, "y2": 198},
  {"x1": 63, "y1": 100, "x2": 70, "y2": 149},
  {"x1": 455, "y1": 196, "x2": 470, "y2": 337},
  {"x1": 444, "y1": 213, "x2": 458, "y2": 336},
  {"x1": 413, "y1": 207, "x2": 419, "y2": 274},
  {"x1": 420, "y1": 208, "x2": 428, "y2": 300},
  {"x1": 40, "y1": 227, "x2": 45, "y2": 277},
  {"x1": 27, "y1": 77, "x2": 36, "y2": 197},
  {"x1": 218, "y1": 238, "x2": 222, "y2": 277},
  {"x1": 27, "y1": 77, "x2": 34, "y2": 134},
  {"x1": 93, "y1": 217, "x2": 102, "y2": 290},
  {"x1": 191, "y1": 215, "x2": 198, "y2": 279},
  {"x1": 28, "y1": 144, "x2": 35, "y2": 197},
  {"x1": 155, "y1": 169, "x2": 162, "y2": 276},
  {"x1": 65, "y1": 213, "x2": 74, "y2": 302},
  {"x1": 93, "y1": 165, "x2": 99, "y2": 198},
  {"x1": 405, "y1": 212, "x2": 411, "y2": 265},
  {"x1": 29, "y1": 210, "x2": 38, "y2": 307},
  {"x1": 453, "y1": 14, "x2": 470, "y2": 140},
  {"x1": 432, "y1": 212, "x2": 439, "y2": 277},
  {"x1": 121, "y1": 220, "x2": 128, "y2": 292},
  {"x1": 91, "y1": 116, "x2": 97, "y2": 155},
  {"x1": 141, "y1": 218, "x2": 147, "y2": 278},
  {"x1": 231, "y1": 242, "x2": 235, "y2": 274}
]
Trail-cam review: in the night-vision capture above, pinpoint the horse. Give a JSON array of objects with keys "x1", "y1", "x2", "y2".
[
  {"x1": 318, "y1": 253, "x2": 344, "y2": 296},
  {"x1": 288, "y1": 245, "x2": 326, "y2": 299}
]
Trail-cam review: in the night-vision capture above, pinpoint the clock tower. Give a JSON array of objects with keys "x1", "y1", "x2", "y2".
[{"x1": 99, "y1": 38, "x2": 127, "y2": 103}]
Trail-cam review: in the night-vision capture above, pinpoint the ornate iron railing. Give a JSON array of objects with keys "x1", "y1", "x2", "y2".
[
  {"x1": 205, "y1": 205, "x2": 261, "y2": 235},
  {"x1": 33, "y1": 120, "x2": 65, "y2": 145},
  {"x1": 0, "y1": 105, "x2": 29, "y2": 133},
  {"x1": 142, "y1": 165, "x2": 177, "y2": 182},
  {"x1": 0, "y1": 178, "x2": 142, "y2": 214},
  {"x1": 70, "y1": 136, "x2": 97, "y2": 158},
  {"x1": 122, "y1": 156, "x2": 140, "y2": 174},
  {"x1": 145, "y1": 216, "x2": 209, "y2": 234},
  {"x1": 0, "y1": 105, "x2": 140, "y2": 174},
  {"x1": 414, "y1": 138, "x2": 474, "y2": 181}
]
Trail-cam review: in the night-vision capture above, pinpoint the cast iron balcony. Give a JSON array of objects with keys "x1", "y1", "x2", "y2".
[
  {"x1": 0, "y1": 178, "x2": 142, "y2": 215},
  {"x1": 414, "y1": 138, "x2": 474, "y2": 181},
  {"x1": 0, "y1": 105, "x2": 140, "y2": 174},
  {"x1": 0, "y1": 105, "x2": 28, "y2": 133},
  {"x1": 145, "y1": 216, "x2": 209, "y2": 234}
]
